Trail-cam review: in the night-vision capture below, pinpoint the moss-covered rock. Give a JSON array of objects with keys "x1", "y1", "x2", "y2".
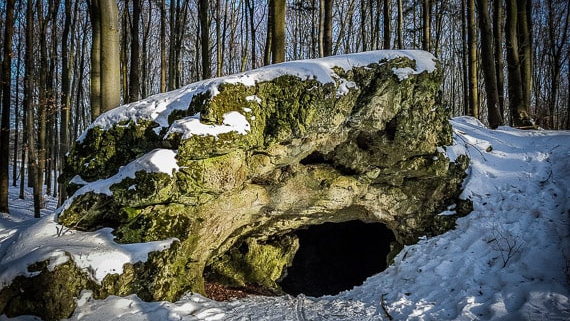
[
  {"x1": 205, "y1": 235, "x2": 299, "y2": 293},
  {"x1": 1, "y1": 51, "x2": 471, "y2": 318},
  {"x1": 0, "y1": 255, "x2": 96, "y2": 321}
]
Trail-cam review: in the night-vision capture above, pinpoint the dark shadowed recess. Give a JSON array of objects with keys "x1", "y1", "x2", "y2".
[{"x1": 279, "y1": 220, "x2": 396, "y2": 297}]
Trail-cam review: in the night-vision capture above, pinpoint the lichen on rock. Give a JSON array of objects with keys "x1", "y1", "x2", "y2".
[{"x1": 1, "y1": 50, "x2": 471, "y2": 319}]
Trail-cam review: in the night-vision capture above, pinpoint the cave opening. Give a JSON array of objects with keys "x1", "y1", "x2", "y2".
[{"x1": 278, "y1": 220, "x2": 396, "y2": 297}]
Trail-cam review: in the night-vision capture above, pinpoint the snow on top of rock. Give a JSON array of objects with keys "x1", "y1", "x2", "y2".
[
  {"x1": 166, "y1": 111, "x2": 251, "y2": 139},
  {"x1": 77, "y1": 50, "x2": 436, "y2": 143},
  {"x1": 0, "y1": 213, "x2": 175, "y2": 288},
  {"x1": 57, "y1": 149, "x2": 178, "y2": 213},
  {"x1": 2, "y1": 149, "x2": 183, "y2": 286}
]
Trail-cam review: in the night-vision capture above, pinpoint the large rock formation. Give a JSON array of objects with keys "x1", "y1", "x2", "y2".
[{"x1": 0, "y1": 51, "x2": 470, "y2": 320}]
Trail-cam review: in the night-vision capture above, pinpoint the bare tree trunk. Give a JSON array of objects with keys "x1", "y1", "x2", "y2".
[
  {"x1": 383, "y1": 0, "x2": 390, "y2": 49},
  {"x1": 264, "y1": 0, "x2": 272, "y2": 65},
  {"x1": 467, "y1": 0, "x2": 479, "y2": 118},
  {"x1": 100, "y1": 0, "x2": 121, "y2": 112},
  {"x1": 370, "y1": 0, "x2": 379, "y2": 49},
  {"x1": 246, "y1": 0, "x2": 257, "y2": 68},
  {"x1": 0, "y1": 0, "x2": 16, "y2": 213},
  {"x1": 24, "y1": 3, "x2": 41, "y2": 214},
  {"x1": 422, "y1": 0, "x2": 431, "y2": 52},
  {"x1": 546, "y1": 0, "x2": 569, "y2": 129},
  {"x1": 199, "y1": 0, "x2": 211, "y2": 79},
  {"x1": 505, "y1": 0, "x2": 530, "y2": 126},
  {"x1": 461, "y1": 0, "x2": 469, "y2": 114},
  {"x1": 129, "y1": 0, "x2": 142, "y2": 102},
  {"x1": 216, "y1": 0, "x2": 222, "y2": 77},
  {"x1": 397, "y1": 0, "x2": 403, "y2": 49},
  {"x1": 240, "y1": 0, "x2": 249, "y2": 71},
  {"x1": 323, "y1": 0, "x2": 333, "y2": 56},
  {"x1": 121, "y1": 7, "x2": 129, "y2": 102},
  {"x1": 23, "y1": 0, "x2": 37, "y2": 204},
  {"x1": 160, "y1": 0, "x2": 166, "y2": 92},
  {"x1": 89, "y1": 0, "x2": 102, "y2": 120},
  {"x1": 46, "y1": 0, "x2": 59, "y2": 198},
  {"x1": 141, "y1": 0, "x2": 151, "y2": 98},
  {"x1": 168, "y1": 0, "x2": 176, "y2": 90},
  {"x1": 75, "y1": 34, "x2": 88, "y2": 137},
  {"x1": 360, "y1": 0, "x2": 368, "y2": 51},
  {"x1": 271, "y1": 0, "x2": 286, "y2": 63},
  {"x1": 432, "y1": 0, "x2": 444, "y2": 57},
  {"x1": 89, "y1": 0, "x2": 120, "y2": 116},
  {"x1": 493, "y1": 0, "x2": 505, "y2": 117},
  {"x1": 477, "y1": 0, "x2": 503, "y2": 128},
  {"x1": 19, "y1": 100, "x2": 26, "y2": 199},
  {"x1": 12, "y1": 1, "x2": 23, "y2": 189},
  {"x1": 59, "y1": 0, "x2": 73, "y2": 204},
  {"x1": 318, "y1": 0, "x2": 324, "y2": 57},
  {"x1": 567, "y1": 46, "x2": 570, "y2": 129},
  {"x1": 517, "y1": 0, "x2": 532, "y2": 119},
  {"x1": 37, "y1": 0, "x2": 49, "y2": 211}
]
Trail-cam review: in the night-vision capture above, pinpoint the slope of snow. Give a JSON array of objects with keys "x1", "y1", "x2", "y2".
[{"x1": 1, "y1": 117, "x2": 569, "y2": 321}]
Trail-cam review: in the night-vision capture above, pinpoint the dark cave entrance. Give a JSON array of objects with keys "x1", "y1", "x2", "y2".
[{"x1": 279, "y1": 220, "x2": 396, "y2": 297}]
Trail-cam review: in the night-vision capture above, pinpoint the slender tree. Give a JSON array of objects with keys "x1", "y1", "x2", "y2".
[
  {"x1": 271, "y1": 0, "x2": 286, "y2": 63},
  {"x1": 120, "y1": 6, "x2": 128, "y2": 101},
  {"x1": 99, "y1": 0, "x2": 121, "y2": 112},
  {"x1": 24, "y1": 0, "x2": 41, "y2": 217},
  {"x1": 567, "y1": 45, "x2": 570, "y2": 129},
  {"x1": 36, "y1": 0, "x2": 51, "y2": 210},
  {"x1": 360, "y1": 0, "x2": 368, "y2": 51},
  {"x1": 518, "y1": 0, "x2": 532, "y2": 117},
  {"x1": 318, "y1": 0, "x2": 325, "y2": 57},
  {"x1": 199, "y1": 0, "x2": 211, "y2": 79},
  {"x1": 129, "y1": 0, "x2": 142, "y2": 102},
  {"x1": 90, "y1": 0, "x2": 120, "y2": 115},
  {"x1": 168, "y1": 0, "x2": 190, "y2": 89},
  {"x1": 477, "y1": 0, "x2": 503, "y2": 128},
  {"x1": 322, "y1": 0, "x2": 333, "y2": 56},
  {"x1": 140, "y1": 0, "x2": 152, "y2": 98},
  {"x1": 0, "y1": 0, "x2": 16, "y2": 213},
  {"x1": 216, "y1": 0, "x2": 222, "y2": 77},
  {"x1": 493, "y1": 0, "x2": 505, "y2": 117},
  {"x1": 245, "y1": 0, "x2": 257, "y2": 68},
  {"x1": 89, "y1": 0, "x2": 102, "y2": 120},
  {"x1": 59, "y1": 0, "x2": 74, "y2": 204},
  {"x1": 383, "y1": 0, "x2": 390, "y2": 49},
  {"x1": 46, "y1": 0, "x2": 60, "y2": 198},
  {"x1": 461, "y1": 0, "x2": 469, "y2": 115},
  {"x1": 545, "y1": 0, "x2": 569, "y2": 129},
  {"x1": 467, "y1": 0, "x2": 479, "y2": 118},
  {"x1": 505, "y1": 0, "x2": 531, "y2": 126},
  {"x1": 397, "y1": 0, "x2": 403, "y2": 49},
  {"x1": 12, "y1": 21, "x2": 22, "y2": 189},
  {"x1": 160, "y1": 0, "x2": 166, "y2": 92},
  {"x1": 422, "y1": 0, "x2": 431, "y2": 52},
  {"x1": 265, "y1": 1, "x2": 273, "y2": 65}
]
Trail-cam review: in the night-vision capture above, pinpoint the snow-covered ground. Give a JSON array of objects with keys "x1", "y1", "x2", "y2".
[{"x1": 1, "y1": 116, "x2": 569, "y2": 321}]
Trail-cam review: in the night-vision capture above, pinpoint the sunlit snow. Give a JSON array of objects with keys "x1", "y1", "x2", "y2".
[
  {"x1": 166, "y1": 111, "x2": 250, "y2": 139},
  {"x1": 1, "y1": 116, "x2": 568, "y2": 320},
  {"x1": 57, "y1": 149, "x2": 180, "y2": 218}
]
